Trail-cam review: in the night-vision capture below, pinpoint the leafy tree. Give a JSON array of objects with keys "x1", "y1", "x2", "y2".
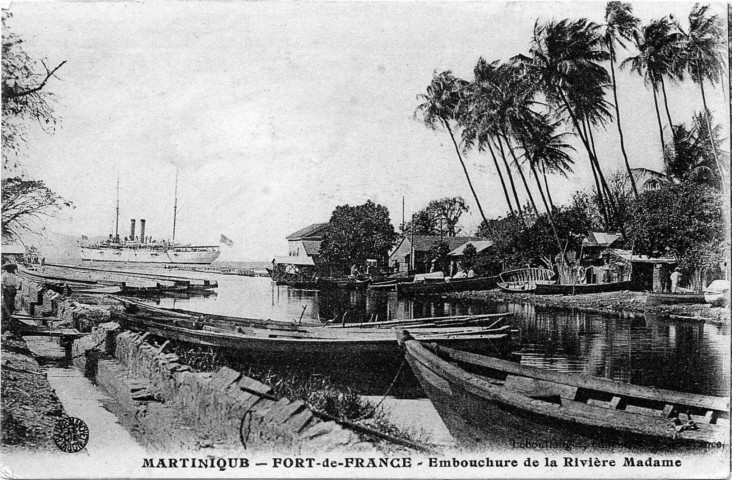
[
  {"x1": 628, "y1": 182, "x2": 724, "y2": 290},
  {"x1": 402, "y1": 196, "x2": 469, "y2": 237},
  {"x1": 319, "y1": 200, "x2": 397, "y2": 274},
  {"x1": 2, "y1": 13, "x2": 66, "y2": 168},
  {"x1": 428, "y1": 240, "x2": 451, "y2": 273},
  {"x1": 461, "y1": 242, "x2": 477, "y2": 270},
  {"x1": 2, "y1": 177, "x2": 72, "y2": 240},
  {"x1": 2, "y1": 14, "x2": 71, "y2": 242}
]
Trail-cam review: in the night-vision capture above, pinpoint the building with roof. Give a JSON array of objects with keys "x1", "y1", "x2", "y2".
[
  {"x1": 389, "y1": 235, "x2": 489, "y2": 273},
  {"x1": 582, "y1": 232, "x2": 624, "y2": 263},
  {"x1": 1, "y1": 244, "x2": 25, "y2": 265}
]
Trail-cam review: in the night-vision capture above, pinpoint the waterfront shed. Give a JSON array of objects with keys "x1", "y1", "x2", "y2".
[{"x1": 389, "y1": 236, "x2": 488, "y2": 274}]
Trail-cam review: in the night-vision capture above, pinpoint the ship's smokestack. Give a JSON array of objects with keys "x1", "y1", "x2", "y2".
[
  {"x1": 140, "y1": 219, "x2": 146, "y2": 244},
  {"x1": 130, "y1": 219, "x2": 136, "y2": 242}
]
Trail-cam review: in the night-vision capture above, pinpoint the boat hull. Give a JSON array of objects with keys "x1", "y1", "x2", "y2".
[
  {"x1": 81, "y1": 247, "x2": 220, "y2": 264},
  {"x1": 403, "y1": 339, "x2": 728, "y2": 451},
  {"x1": 398, "y1": 276, "x2": 498, "y2": 295},
  {"x1": 535, "y1": 280, "x2": 640, "y2": 295}
]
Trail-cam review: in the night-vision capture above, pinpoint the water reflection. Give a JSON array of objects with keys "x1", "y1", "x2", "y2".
[{"x1": 142, "y1": 275, "x2": 729, "y2": 397}]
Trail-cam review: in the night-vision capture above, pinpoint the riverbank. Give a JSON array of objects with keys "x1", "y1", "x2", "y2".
[
  {"x1": 445, "y1": 290, "x2": 730, "y2": 324},
  {"x1": 0, "y1": 333, "x2": 65, "y2": 452}
]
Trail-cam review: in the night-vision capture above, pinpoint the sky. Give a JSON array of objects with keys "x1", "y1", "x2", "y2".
[{"x1": 5, "y1": 1, "x2": 729, "y2": 261}]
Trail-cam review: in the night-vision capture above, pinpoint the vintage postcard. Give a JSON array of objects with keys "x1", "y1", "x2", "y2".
[{"x1": 1, "y1": 1, "x2": 730, "y2": 478}]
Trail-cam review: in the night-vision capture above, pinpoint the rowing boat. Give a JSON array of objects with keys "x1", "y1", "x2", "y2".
[
  {"x1": 111, "y1": 310, "x2": 514, "y2": 365},
  {"x1": 398, "y1": 331, "x2": 729, "y2": 449},
  {"x1": 535, "y1": 280, "x2": 639, "y2": 295},
  {"x1": 497, "y1": 268, "x2": 555, "y2": 293},
  {"x1": 325, "y1": 312, "x2": 512, "y2": 329},
  {"x1": 395, "y1": 276, "x2": 498, "y2": 296}
]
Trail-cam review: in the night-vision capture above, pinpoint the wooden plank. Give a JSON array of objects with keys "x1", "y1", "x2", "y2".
[
  {"x1": 504, "y1": 375, "x2": 577, "y2": 401},
  {"x1": 437, "y1": 345, "x2": 728, "y2": 413}
]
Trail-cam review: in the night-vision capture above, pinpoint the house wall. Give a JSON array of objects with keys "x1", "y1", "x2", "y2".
[
  {"x1": 288, "y1": 240, "x2": 306, "y2": 257},
  {"x1": 388, "y1": 239, "x2": 411, "y2": 272}
]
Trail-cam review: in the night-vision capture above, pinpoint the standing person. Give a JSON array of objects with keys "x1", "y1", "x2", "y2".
[
  {"x1": 670, "y1": 267, "x2": 682, "y2": 293},
  {"x1": 2, "y1": 264, "x2": 19, "y2": 314}
]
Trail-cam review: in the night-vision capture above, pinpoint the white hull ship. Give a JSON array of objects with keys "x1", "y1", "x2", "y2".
[
  {"x1": 81, "y1": 172, "x2": 222, "y2": 265},
  {"x1": 80, "y1": 244, "x2": 220, "y2": 264}
]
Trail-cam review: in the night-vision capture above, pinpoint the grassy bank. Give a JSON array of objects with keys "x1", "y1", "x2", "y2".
[{"x1": 445, "y1": 290, "x2": 730, "y2": 324}]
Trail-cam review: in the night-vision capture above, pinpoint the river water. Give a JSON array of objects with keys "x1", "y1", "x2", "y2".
[{"x1": 137, "y1": 273, "x2": 730, "y2": 397}]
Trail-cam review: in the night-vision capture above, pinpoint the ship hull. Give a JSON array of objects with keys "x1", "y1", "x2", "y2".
[{"x1": 80, "y1": 247, "x2": 220, "y2": 264}]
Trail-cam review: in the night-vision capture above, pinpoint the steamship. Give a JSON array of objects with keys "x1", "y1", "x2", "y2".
[
  {"x1": 81, "y1": 219, "x2": 220, "y2": 264},
  {"x1": 80, "y1": 174, "x2": 221, "y2": 265}
]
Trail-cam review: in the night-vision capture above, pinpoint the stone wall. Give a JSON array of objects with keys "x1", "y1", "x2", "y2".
[{"x1": 73, "y1": 325, "x2": 375, "y2": 454}]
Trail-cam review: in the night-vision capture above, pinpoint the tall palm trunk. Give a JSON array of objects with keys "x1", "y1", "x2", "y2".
[
  {"x1": 586, "y1": 120, "x2": 620, "y2": 219},
  {"x1": 541, "y1": 163, "x2": 556, "y2": 211},
  {"x1": 504, "y1": 133, "x2": 539, "y2": 216},
  {"x1": 699, "y1": 80, "x2": 727, "y2": 194},
  {"x1": 609, "y1": 43, "x2": 638, "y2": 197},
  {"x1": 495, "y1": 136, "x2": 523, "y2": 216},
  {"x1": 651, "y1": 83, "x2": 667, "y2": 163},
  {"x1": 659, "y1": 77, "x2": 675, "y2": 133},
  {"x1": 443, "y1": 120, "x2": 489, "y2": 226},
  {"x1": 528, "y1": 160, "x2": 564, "y2": 256},
  {"x1": 486, "y1": 139, "x2": 515, "y2": 215},
  {"x1": 577, "y1": 113, "x2": 610, "y2": 227}
]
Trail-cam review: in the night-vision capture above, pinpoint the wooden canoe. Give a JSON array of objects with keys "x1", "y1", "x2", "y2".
[
  {"x1": 325, "y1": 312, "x2": 512, "y2": 329},
  {"x1": 112, "y1": 311, "x2": 514, "y2": 364},
  {"x1": 646, "y1": 292, "x2": 707, "y2": 306},
  {"x1": 397, "y1": 276, "x2": 498, "y2": 296},
  {"x1": 535, "y1": 280, "x2": 640, "y2": 295},
  {"x1": 497, "y1": 268, "x2": 556, "y2": 294},
  {"x1": 399, "y1": 331, "x2": 729, "y2": 449}
]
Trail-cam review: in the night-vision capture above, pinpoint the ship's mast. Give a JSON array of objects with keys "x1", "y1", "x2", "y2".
[
  {"x1": 114, "y1": 172, "x2": 120, "y2": 242},
  {"x1": 172, "y1": 168, "x2": 178, "y2": 243}
]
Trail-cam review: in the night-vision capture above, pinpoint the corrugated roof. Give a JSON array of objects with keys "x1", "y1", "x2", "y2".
[
  {"x1": 583, "y1": 232, "x2": 622, "y2": 248},
  {"x1": 286, "y1": 223, "x2": 329, "y2": 241},
  {"x1": 609, "y1": 249, "x2": 677, "y2": 264},
  {"x1": 448, "y1": 240, "x2": 494, "y2": 257}
]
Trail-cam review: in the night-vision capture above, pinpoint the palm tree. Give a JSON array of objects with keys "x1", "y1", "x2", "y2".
[
  {"x1": 633, "y1": 111, "x2": 726, "y2": 189},
  {"x1": 459, "y1": 58, "x2": 516, "y2": 216},
  {"x1": 675, "y1": 3, "x2": 727, "y2": 193},
  {"x1": 415, "y1": 71, "x2": 489, "y2": 225},
  {"x1": 602, "y1": 1, "x2": 640, "y2": 197},
  {"x1": 622, "y1": 18, "x2": 684, "y2": 161},
  {"x1": 515, "y1": 18, "x2": 620, "y2": 229}
]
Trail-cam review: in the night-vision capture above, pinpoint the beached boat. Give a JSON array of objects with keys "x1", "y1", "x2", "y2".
[
  {"x1": 400, "y1": 332, "x2": 729, "y2": 448},
  {"x1": 398, "y1": 331, "x2": 729, "y2": 449},
  {"x1": 497, "y1": 267, "x2": 556, "y2": 293},
  {"x1": 325, "y1": 312, "x2": 512, "y2": 329},
  {"x1": 397, "y1": 275, "x2": 498, "y2": 296},
  {"x1": 646, "y1": 292, "x2": 707, "y2": 306},
  {"x1": 111, "y1": 310, "x2": 515, "y2": 365},
  {"x1": 704, "y1": 280, "x2": 729, "y2": 306},
  {"x1": 535, "y1": 280, "x2": 640, "y2": 295}
]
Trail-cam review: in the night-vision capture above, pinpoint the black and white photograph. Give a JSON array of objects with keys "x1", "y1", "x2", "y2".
[{"x1": 1, "y1": 1, "x2": 730, "y2": 478}]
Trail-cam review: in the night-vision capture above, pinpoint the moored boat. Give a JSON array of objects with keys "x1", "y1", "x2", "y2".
[
  {"x1": 398, "y1": 331, "x2": 729, "y2": 450},
  {"x1": 396, "y1": 275, "x2": 498, "y2": 296},
  {"x1": 703, "y1": 280, "x2": 729, "y2": 306},
  {"x1": 497, "y1": 267, "x2": 556, "y2": 293},
  {"x1": 535, "y1": 280, "x2": 640, "y2": 295},
  {"x1": 646, "y1": 292, "x2": 707, "y2": 306}
]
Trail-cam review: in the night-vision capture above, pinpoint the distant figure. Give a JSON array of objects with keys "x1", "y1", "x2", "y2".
[
  {"x1": 467, "y1": 268, "x2": 476, "y2": 278},
  {"x1": 429, "y1": 262, "x2": 436, "y2": 273},
  {"x1": 2, "y1": 264, "x2": 19, "y2": 314},
  {"x1": 350, "y1": 264, "x2": 358, "y2": 276},
  {"x1": 670, "y1": 267, "x2": 682, "y2": 293},
  {"x1": 453, "y1": 269, "x2": 467, "y2": 279}
]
